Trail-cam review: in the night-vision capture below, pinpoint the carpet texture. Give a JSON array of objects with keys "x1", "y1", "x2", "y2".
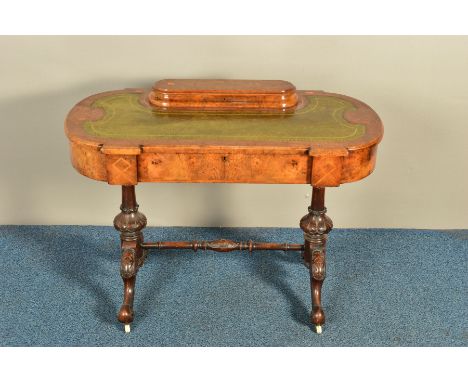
[{"x1": 0, "y1": 226, "x2": 466, "y2": 346}]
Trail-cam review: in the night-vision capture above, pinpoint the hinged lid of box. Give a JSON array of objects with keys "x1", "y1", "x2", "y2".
[{"x1": 148, "y1": 79, "x2": 299, "y2": 110}]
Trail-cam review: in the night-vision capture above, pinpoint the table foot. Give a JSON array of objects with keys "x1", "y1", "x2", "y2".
[
  {"x1": 300, "y1": 187, "x2": 333, "y2": 333},
  {"x1": 117, "y1": 278, "x2": 135, "y2": 323},
  {"x1": 124, "y1": 324, "x2": 131, "y2": 333}
]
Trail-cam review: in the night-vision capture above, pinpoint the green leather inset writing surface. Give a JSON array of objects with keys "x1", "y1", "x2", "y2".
[{"x1": 84, "y1": 93, "x2": 365, "y2": 142}]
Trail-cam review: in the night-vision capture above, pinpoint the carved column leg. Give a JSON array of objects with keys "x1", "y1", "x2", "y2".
[
  {"x1": 300, "y1": 187, "x2": 333, "y2": 334},
  {"x1": 113, "y1": 185, "x2": 147, "y2": 333}
]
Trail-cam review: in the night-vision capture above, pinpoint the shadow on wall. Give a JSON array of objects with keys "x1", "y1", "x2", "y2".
[
  {"x1": 0, "y1": 78, "x2": 398, "y2": 228},
  {"x1": 0, "y1": 79, "x2": 232, "y2": 226}
]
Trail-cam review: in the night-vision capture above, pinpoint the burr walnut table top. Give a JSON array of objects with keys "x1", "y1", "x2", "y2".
[{"x1": 65, "y1": 84, "x2": 383, "y2": 187}]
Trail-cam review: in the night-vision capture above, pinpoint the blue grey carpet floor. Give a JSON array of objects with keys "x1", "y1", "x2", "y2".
[{"x1": 0, "y1": 226, "x2": 466, "y2": 346}]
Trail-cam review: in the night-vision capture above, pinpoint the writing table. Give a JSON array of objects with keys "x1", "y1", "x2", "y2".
[{"x1": 65, "y1": 80, "x2": 383, "y2": 333}]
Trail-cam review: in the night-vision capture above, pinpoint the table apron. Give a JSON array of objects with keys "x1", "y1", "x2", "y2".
[{"x1": 69, "y1": 141, "x2": 378, "y2": 186}]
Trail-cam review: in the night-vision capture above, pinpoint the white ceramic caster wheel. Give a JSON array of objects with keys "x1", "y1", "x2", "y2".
[
  {"x1": 315, "y1": 325, "x2": 323, "y2": 334},
  {"x1": 124, "y1": 324, "x2": 131, "y2": 333}
]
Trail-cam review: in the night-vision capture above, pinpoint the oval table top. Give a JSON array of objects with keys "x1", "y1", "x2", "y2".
[{"x1": 64, "y1": 88, "x2": 383, "y2": 186}]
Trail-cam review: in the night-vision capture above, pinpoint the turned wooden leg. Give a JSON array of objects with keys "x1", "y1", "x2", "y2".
[
  {"x1": 113, "y1": 185, "x2": 147, "y2": 333},
  {"x1": 300, "y1": 187, "x2": 333, "y2": 334}
]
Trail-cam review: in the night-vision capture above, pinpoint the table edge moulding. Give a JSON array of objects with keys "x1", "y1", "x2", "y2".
[{"x1": 64, "y1": 79, "x2": 384, "y2": 334}]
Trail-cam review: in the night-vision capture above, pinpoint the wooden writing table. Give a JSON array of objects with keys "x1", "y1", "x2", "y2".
[{"x1": 65, "y1": 80, "x2": 383, "y2": 334}]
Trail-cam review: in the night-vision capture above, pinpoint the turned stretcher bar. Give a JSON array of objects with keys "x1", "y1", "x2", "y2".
[{"x1": 141, "y1": 239, "x2": 304, "y2": 253}]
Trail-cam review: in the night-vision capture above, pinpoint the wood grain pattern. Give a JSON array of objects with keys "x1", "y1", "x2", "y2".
[
  {"x1": 149, "y1": 79, "x2": 299, "y2": 110},
  {"x1": 138, "y1": 152, "x2": 310, "y2": 183},
  {"x1": 105, "y1": 154, "x2": 138, "y2": 185},
  {"x1": 64, "y1": 83, "x2": 383, "y2": 187}
]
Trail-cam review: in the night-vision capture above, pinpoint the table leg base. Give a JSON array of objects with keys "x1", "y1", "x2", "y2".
[
  {"x1": 112, "y1": 185, "x2": 334, "y2": 334},
  {"x1": 300, "y1": 187, "x2": 333, "y2": 334},
  {"x1": 118, "y1": 301, "x2": 134, "y2": 324},
  {"x1": 114, "y1": 186, "x2": 147, "y2": 329}
]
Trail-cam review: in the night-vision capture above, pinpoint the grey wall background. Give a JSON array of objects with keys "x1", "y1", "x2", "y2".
[{"x1": 0, "y1": 36, "x2": 467, "y2": 228}]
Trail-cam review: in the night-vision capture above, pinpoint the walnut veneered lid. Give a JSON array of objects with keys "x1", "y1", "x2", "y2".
[{"x1": 148, "y1": 79, "x2": 299, "y2": 110}]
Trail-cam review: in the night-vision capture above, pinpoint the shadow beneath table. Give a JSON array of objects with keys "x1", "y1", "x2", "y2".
[
  {"x1": 137, "y1": 227, "x2": 310, "y2": 328},
  {"x1": 11, "y1": 226, "x2": 120, "y2": 329},
  {"x1": 238, "y1": 228, "x2": 311, "y2": 328}
]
